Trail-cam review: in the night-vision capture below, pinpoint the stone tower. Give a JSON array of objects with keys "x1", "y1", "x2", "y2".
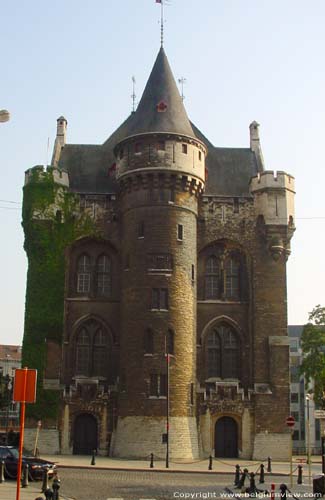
[{"x1": 112, "y1": 48, "x2": 207, "y2": 459}]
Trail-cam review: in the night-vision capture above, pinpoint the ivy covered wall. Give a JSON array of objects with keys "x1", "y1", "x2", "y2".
[{"x1": 22, "y1": 168, "x2": 97, "y2": 421}]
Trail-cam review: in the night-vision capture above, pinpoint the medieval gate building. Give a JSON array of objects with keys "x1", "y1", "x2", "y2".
[{"x1": 22, "y1": 45, "x2": 295, "y2": 459}]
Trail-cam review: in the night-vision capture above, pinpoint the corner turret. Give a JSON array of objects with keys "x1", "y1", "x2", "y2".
[{"x1": 250, "y1": 170, "x2": 295, "y2": 260}]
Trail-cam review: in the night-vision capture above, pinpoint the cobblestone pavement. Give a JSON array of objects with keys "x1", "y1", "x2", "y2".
[{"x1": 57, "y1": 469, "x2": 314, "y2": 500}]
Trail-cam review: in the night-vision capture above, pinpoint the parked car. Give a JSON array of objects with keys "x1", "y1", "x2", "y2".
[{"x1": 0, "y1": 446, "x2": 57, "y2": 480}]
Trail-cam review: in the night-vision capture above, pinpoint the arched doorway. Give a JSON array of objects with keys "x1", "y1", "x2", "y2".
[
  {"x1": 73, "y1": 413, "x2": 98, "y2": 455},
  {"x1": 215, "y1": 416, "x2": 238, "y2": 458}
]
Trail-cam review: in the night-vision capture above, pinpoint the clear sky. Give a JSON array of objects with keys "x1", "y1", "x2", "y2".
[{"x1": 1, "y1": 0, "x2": 324, "y2": 346}]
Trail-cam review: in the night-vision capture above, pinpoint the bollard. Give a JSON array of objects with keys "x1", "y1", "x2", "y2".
[
  {"x1": 237, "y1": 468, "x2": 248, "y2": 490},
  {"x1": 44, "y1": 488, "x2": 54, "y2": 500},
  {"x1": 52, "y1": 477, "x2": 61, "y2": 500},
  {"x1": 234, "y1": 464, "x2": 240, "y2": 486},
  {"x1": 22, "y1": 463, "x2": 29, "y2": 488},
  {"x1": 208, "y1": 455, "x2": 213, "y2": 471},
  {"x1": 91, "y1": 449, "x2": 96, "y2": 466},
  {"x1": 150, "y1": 453, "x2": 154, "y2": 468},
  {"x1": 0, "y1": 460, "x2": 5, "y2": 483},
  {"x1": 249, "y1": 472, "x2": 256, "y2": 493},
  {"x1": 279, "y1": 483, "x2": 287, "y2": 500},
  {"x1": 297, "y1": 464, "x2": 303, "y2": 485},
  {"x1": 271, "y1": 483, "x2": 275, "y2": 500},
  {"x1": 41, "y1": 467, "x2": 49, "y2": 493},
  {"x1": 267, "y1": 456, "x2": 272, "y2": 473},
  {"x1": 259, "y1": 463, "x2": 265, "y2": 484}
]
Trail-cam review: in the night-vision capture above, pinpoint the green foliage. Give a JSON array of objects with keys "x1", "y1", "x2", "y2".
[
  {"x1": 22, "y1": 168, "x2": 99, "y2": 420},
  {"x1": 300, "y1": 305, "x2": 325, "y2": 406}
]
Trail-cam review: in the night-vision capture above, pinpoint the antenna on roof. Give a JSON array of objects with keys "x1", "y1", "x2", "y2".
[
  {"x1": 131, "y1": 76, "x2": 136, "y2": 113},
  {"x1": 178, "y1": 77, "x2": 186, "y2": 101},
  {"x1": 156, "y1": 0, "x2": 170, "y2": 48}
]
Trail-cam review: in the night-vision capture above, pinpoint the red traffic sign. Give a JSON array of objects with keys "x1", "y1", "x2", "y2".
[
  {"x1": 286, "y1": 416, "x2": 295, "y2": 427},
  {"x1": 13, "y1": 368, "x2": 37, "y2": 403}
]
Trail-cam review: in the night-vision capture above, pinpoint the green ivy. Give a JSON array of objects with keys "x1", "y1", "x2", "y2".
[{"x1": 22, "y1": 168, "x2": 98, "y2": 420}]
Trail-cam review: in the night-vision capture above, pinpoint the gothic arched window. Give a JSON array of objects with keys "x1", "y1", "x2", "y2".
[
  {"x1": 93, "y1": 329, "x2": 107, "y2": 377},
  {"x1": 206, "y1": 324, "x2": 239, "y2": 379},
  {"x1": 76, "y1": 328, "x2": 90, "y2": 375},
  {"x1": 97, "y1": 255, "x2": 112, "y2": 297},
  {"x1": 205, "y1": 256, "x2": 221, "y2": 299},
  {"x1": 77, "y1": 254, "x2": 91, "y2": 293},
  {"x1": 225, "y1": 257, "x2": 240, "y2": 300}
]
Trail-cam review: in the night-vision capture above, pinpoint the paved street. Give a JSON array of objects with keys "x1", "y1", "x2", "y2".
[{"x1": 57, "y1": 468, "x2": 314, "y2": 500}]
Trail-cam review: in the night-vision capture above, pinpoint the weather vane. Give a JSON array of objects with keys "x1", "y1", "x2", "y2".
[
  {"x1": 131, "y1": 76, "x2": 136, "y2": 113},
  {"x1": 156, "y1": 0, "x2": 171, "y2": 48},
  {"x1": 178, "y1": 77, "x2": 187, "y2": 101}
]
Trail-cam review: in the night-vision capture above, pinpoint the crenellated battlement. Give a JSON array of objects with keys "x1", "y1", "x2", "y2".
[
  {"x1": 24, "y1": 165, "x2": 69, "y2": 187},
  {"x1": 250, "y1": 170, "x2": 295, "y2": 193}
]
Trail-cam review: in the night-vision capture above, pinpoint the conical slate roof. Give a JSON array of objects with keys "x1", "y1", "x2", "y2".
[{"x1": 126, "y1": 47, "x2": 195, "y2": 138}]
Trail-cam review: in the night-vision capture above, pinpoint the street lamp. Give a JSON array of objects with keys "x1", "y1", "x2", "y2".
[
  {"x1": 306, "y1": 393, "x2": 313, "y2": 485},
  {"x1": 0, "y1": 110, "x2": 10, "y2": 123}
]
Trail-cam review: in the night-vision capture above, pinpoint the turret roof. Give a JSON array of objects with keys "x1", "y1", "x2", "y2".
[{"x1": 125, "y1": 47, "x2": 195, "y2": 138}]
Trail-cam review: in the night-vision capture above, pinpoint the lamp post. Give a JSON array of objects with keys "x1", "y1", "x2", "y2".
[
  {"x1": 0, "y1": 110, "x2": 10, "y2": 123},
  {"x1": 306, "y1": 394, "x2": 312, "y2": 485}
]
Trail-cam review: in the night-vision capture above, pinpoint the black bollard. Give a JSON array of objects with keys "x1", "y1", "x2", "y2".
[
  {"x1": 237, "y1": 468, "x2": 248, "y2": 490},
  {"x1": 267, "y1": 456, "x2": 272, "y2": 473},
  {"x1": 297, "y1": 465, "x2": 303, "y2": 485},
  {"x1": 0, "y1": 460, "x2": 5, "y2": 483},
  {"x1": 41, "y1": 467, "x2": 49, "y2": 493},
  {"x1": 52, "y1": 477, "x2": 61, "y2": 500},
  {"x1": 234, "y1": 464, "x2": 240, "y2": 486},
  {"x1": 249, "y1": 472, "x2": 256, "y2": 493},
  {"x1": 150, "y1": 453, "x2": 154, "y2": 468},
  {"x1": 279, "y1": 483, "x2": 287, "y2": 500},
  {"x1": 208, "y1": 455, "x2": 213, "y2": 471},
  {"x1": 22, "y1": 463, "x2": 29, "y2": 488},
  {"x1": 259, "y1": 463, "x2": 265, "y2": 484},
  {"x1": 91, "y1": 449, "x2": 96, "y2": 465},
  {"x1": 44, "y1": 488, "x2": 54, "y2": 500}
]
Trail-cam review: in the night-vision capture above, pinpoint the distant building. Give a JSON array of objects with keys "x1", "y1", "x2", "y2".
[
  {"x1": 288, "y1": 326, "x2": 320, "y2": 454},
  {"x1": 22, "y1": 46, "x2": 296, "y2": 460},
  {"x1": 0, "y1": 345, "x2": 21, "y2": 433}
]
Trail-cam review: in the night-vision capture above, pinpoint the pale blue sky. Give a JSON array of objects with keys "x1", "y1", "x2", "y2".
[{"x1": 1, "y1": 0, "x2": 324, "y2": 345}]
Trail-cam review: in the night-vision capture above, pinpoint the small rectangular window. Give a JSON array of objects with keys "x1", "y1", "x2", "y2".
[
  {"x1": 191, "y1": 264, "x2": 195, "y2": 281},
  {"x1": 182, "y1": 144, "x2": 188, "y2": 154},
  {"x1": 138, "y1": 221, "x2": 144, "y2": 238},
  {"x1": 198, "y1": 151, "x2": 202, "y2": 161},
  {"x1": 233, "y1": 198, "x2": 239, "y2": 213},
  {"x1": 169, "y1": 188, "x2": 175, "y2": 203},
  {"x1": 135, "y1": 142, "x2": 143, "y2": 153},
  {"x1": 157, "y1": 141, "x2": 165, "y2": 151},
  {"x1": 190, "y1": 382, "x2": 194, "y2": 405},
  {"x1": 151, "y1": 288, "x2": 168, "y2": 310},
  {"x1": 291, "y1": 393, "x2": 299, "y2": 403},
  {"x1": 150, "y1": 374, "x2": 158, "y2": 396},
  {"x1": 177, "y1": 224, "x2": 183, "y2": 241},
  {"x1": 149, "y1": 374, "x2": 167, "y2": 397}
]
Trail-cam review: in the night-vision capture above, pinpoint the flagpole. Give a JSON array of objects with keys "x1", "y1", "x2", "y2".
[{"x1": 161, "y1": 0, "x2": 164, "y2": 47}]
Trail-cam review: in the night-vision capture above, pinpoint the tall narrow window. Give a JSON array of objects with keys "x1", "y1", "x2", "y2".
[
  {"x1": 150, "y1": 374, "x2": 167, "y2": 397},
  {"x1": 93, "y1": 329, "x2": 107, "y2": 376},
  {"x1": 77, "y1": 254, "x2": 91, "y2": 293},
  {"x1": 97, "y1": 255, "x2": 112, "y2": 296},
  {"x1": 138, "y1": 221, "x2": 145, "y2": 238},
  {"x1": 76, "y1": 328, "x2": 90, "y2": 375},
  {"x1": 205, "y1": 256, "x2": 220, "y2": 299},
  {"x1": 144, "y1": 329, "x2": 154, "y2": 354},
  {"x1": 177, "y1": 224, "x2": 183, "y2": 241},
  {"x1": 182, "y1": 144, "x2": 188, "y2": 154},
  {"x1": 225, "y1": 257, "x2": 240, "y2": 299},
  {"x1": 151, "y1": 288, "x2": 168, "y2": 310},
  {"x1": 167, "y1": 329, "x2": 174, "y2": 355},
  {"x1": 207, "y1": 330, "x2": 221, "y2": 378}
]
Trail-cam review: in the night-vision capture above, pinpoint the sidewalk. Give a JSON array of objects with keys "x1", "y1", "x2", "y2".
[{"x1": 0, "y1": 481, "x2": 73, "y2": 500}]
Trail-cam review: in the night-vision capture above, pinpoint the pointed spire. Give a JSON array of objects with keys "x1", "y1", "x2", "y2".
[{"x1": 125, "y1": 48, "x2": 195, "y2": 138}]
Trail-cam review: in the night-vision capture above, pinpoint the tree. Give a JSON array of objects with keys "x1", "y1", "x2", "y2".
[{"x1": 300, "y1": 305, "x2": 325, "y2": 406}]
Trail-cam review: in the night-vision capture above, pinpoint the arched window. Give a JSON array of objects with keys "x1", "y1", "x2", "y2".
[
  {"x1": 225, "y1": 257, "x2": 240, "y2": 299},
  {"x1": 76, "y1": 328, "x2": 90, "y2": 375},
  {"x1": 77, "y1": 255, "x2": 91, "y2": 293},
  {"x1": 144, "y1": 329, "x2": 154, "y2": 354},
  {"x1": 97, "y1": 255, "x2": 111, "y2": 296},
  {"x1": 206, "y1": 324, "x2": 239, "y2": 379},
  {"x1": 205, "y1": 256, "x2": 220, "y2": 299},
  {"x1": 93, "y1": 329, "x2": 107, "y2": 377},
  {"x1": 207, "y1": 330, "x2": 221, "y2": 378}
]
